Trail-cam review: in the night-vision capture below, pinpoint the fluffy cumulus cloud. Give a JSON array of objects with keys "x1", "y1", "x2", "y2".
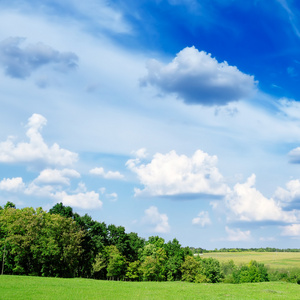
[
  {"x1": 281, "y1": 224, "x2": 300, "y2": 236},
  {"x1": 54, "y1": 191, "x2": 103, "y2": 209},
  {"x1": 0, "y1": 114, "x2": 78, "y2": 167},
  {"x1": 89, "y1": 167, "x2": 124, "y2": 180},
  {"x1": 274, "y1": 179, "x2": 300, "y2": 210},
  {"x1": 141, "y1": 46, "x2": 257, "y2": 106},
  {"x1": 192, "y1": 211, "x2": 211, "y2": 227},
  {"x1": 142, "y1": 206, "x2": 170, "y2": 233},
  {"x1": 35, "y1": 168, "x2": 80, "y2": 185},
  {"x1": 225, "y1": 226, "x2": 251, "y2": 241},
  {"x1": 0, "y1": 172, "x2": 103, "y2": 210},
  {"x1": 127, "y1": 149, "x2": 229, "y2": 198},
  {"x1": 0, "y1": 37, "x2": 78, "y2": 79},
  {"x1": 0, "y1": 177, "x2": 25, "y2": 192},
  {"x1": 225, "y1": 174, "x2": 297, "y2": 223},
  {"x1": 23, "y1": 178, "x2": 103, "y2": 209}
]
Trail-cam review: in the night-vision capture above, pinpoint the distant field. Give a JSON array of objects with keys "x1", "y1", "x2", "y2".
[
  {"x1": 0, "y1": 275, "x2": 299, "y2": 300},
  {"x1": 200, "y1": 252, "x2": 300, "y2": 269}
]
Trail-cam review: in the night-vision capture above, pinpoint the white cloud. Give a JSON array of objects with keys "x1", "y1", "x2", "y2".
[
  {"x1": 2, "y1": 171, "x2": 102, "y2": 210},
  {"x1": 89, "y1": 167, "x2": 124, "y2": 180},
  {"x1": 274, "y1": 179, "x2": 300, "y2": 204},
  {"x1": 67, "y1": 0, "x2": 132, "y2": 34},
  {"x1": 225, "y1": 226, "x2": 251, "y2": 241},
  {"x1": 259, "y1": 237, "x2": 276, "y2": 242},
  {"x1": 0, "y1": 114, "x2": 78, "y2": 167},
  {"x1": 281, "y1": 224, "x2": 300, "y2": 236},
  {"x1": 23, "y1": 180, "x2": 103, "y2": 210},
  {"x1": 0, "y1": 37, "x2": 78, "y2": 79},
  {"x1": 225, "y1": 174, "x2": 297, "y2": 222},
  {"x1": 133, "y1": 148, "x2": 148, "y2": 159},
  {"x1": 35, "y1": 168, "x2": 80, "y2": 185},
  {"x1": 278, "y1": 98, "x2": 300, "y2": 120},
  {"x1": 142, "y1": 206, "x2": 170, "y2": 233},
  {"x1": 0, "y1": 177, "x2": 25, "y2": 192},
  {"x1": 54, "y1": 191, "x2": 103, "y2": 209},
  {"x1": 106, "y1": 192, "x2": 118, "y2": 202},
  {"x1": 192, "y1": 211, "x2": 211, "y2": 227},
  {"x1": 24, "y1": 182, "x2": 55, "y2": 197},
  {"x1": 127, "y1": 149, "x2": 229, "y2": 197},
  {"x1": 288, "y1": 147, "x2": 300, "y2": 163},
  {"x1": 141, "y1": 46, "x2": 257, "y2": 106}
]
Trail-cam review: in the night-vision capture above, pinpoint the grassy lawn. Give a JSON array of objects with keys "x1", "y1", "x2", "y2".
[
  {"x1": 0, "y1": 275, "x2": 299, "y2": 300},
  {"x1": 200, "y1": 252, "x2": 300, "y2": 269}
]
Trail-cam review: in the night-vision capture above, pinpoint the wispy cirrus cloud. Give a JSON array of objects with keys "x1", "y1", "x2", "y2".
[{"x1": 276, "y1": 0, "x2": 300, "y2": 38}]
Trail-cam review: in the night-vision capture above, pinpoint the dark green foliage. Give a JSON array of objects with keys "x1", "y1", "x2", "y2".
[
  {"x1": 200, "y1": 257, "x2": 224, "y2": 283},
  {"x1": 49, "y1": 202, "x2": 73, "y2": 218},
  {"x1": 164, "y1": 239, "x2": 191, "y2": 281},
  {"x1": 4, "y1": 202, "x2": 16, "y2": 209},
  {"x1": 232, "y1": 260, "x2": 269, "y2": 283}
]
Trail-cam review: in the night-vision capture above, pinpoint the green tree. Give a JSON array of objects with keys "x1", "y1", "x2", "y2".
[
  {"x1": 0, "y1": 206, "x2": 85, "y2": 277},
  {"x1": 106, "y1": 245, "x2": 127, "y2": 280},
  {"x1": 4, "y1": 202, "x2": 16, "y2": 209},
  {"x1": 139, "y1": 237, "x2": 167, "y2": 281},
  {"x1": 49, "y1": 202, "x2": 73, "y2": 218},
  {"x1": 92, "y1": 251, "x2": 108, "y2": 279},
  {"x1": 164, "y1": 238, "x2": 187, "y2": 281},
  {"x1": 126, "y1": 260, "x2": 141, "y2": 281},
  {"x1": 181, "y1": 255, "x2": 201, "y2": 282},
  {"x1": 199, "y1": 257, "x2": 224, "y2": 283}
]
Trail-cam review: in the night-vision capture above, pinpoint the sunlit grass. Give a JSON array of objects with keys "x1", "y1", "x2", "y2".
[
  {"x1": 200, "y1": 252, "x2": 300, "y2": 269},
  {"x1": 0, "y1": 275, "x2": 299, "y2": 300}
]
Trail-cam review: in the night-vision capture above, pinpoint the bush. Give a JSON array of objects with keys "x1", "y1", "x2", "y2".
[
  {"x1": 232, "y1": 260, "x2": 269, "y2": 283},
  {"x1": 181, "y1": 256, "x2": 223, "y2": 283}
]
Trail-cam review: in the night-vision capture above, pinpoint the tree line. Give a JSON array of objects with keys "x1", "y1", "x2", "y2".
[
  {"x1": 0, "y1": 202, "x2": 299, "y2": 284},
  {"x1": 191, "y1": 247, "x2": 300, "y2": 253}
]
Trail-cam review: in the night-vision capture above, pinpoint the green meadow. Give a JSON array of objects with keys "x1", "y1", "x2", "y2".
[
  {"x1": 0, "y1": 275, "x2": 299, "y2": 300},
  {"x1": 201, "y1": 252, "x2": 300, "y2": 270}
]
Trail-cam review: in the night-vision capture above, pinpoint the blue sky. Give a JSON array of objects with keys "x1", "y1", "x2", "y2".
[{"x1": 1, "y1": 0, "x2": 300, "y2": 249}]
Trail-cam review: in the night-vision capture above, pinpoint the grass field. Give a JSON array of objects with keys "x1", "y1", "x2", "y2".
[
  {"x1": 200, "y1": 252, "x2": 300, "y2": 269},
  {"x1": 0, "y1": 275, "x2": 299, "y2": 300}
]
